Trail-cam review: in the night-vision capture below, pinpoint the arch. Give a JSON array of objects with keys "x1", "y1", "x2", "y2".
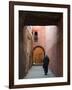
[
  {"x1": 33, "y1": 46, "x2": 45, "y2": 56},
  {"x1": 32, "y1": 46, "x2": 45, "y2": 64}
]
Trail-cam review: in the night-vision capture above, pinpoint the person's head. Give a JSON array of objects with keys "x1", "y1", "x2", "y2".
[
  {"x1": 45, "y1": 55, "x2": 48, "y2": 57},
  {"x1": 45, "y1": 55, "x2": 49, "y2": 59}
]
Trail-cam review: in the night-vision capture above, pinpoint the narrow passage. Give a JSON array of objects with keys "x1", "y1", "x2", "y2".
[{"x1": 25, "y1": 66, "x2": 55, "y2": 79}]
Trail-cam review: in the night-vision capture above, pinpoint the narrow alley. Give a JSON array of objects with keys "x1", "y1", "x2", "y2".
[
  {"x1": 19, "y1": 11, "x2": 63, "y2": 79},
  {"x1": 25, "y1": 65, "x2": 55, "y2": 79}
]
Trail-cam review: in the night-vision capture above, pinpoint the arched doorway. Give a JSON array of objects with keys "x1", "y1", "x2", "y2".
[{"x1": 33, "y1": 46, "x2": 45, "y2": 64}]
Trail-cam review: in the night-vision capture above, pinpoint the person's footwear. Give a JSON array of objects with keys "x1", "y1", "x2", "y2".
[{"x1": 45, "y1": 73, "x2": 47, "y2": 75}]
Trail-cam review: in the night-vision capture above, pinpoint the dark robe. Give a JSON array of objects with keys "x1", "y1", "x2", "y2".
[{"x1": 43, "y1": 55, "x2": 49, "y2": 75}]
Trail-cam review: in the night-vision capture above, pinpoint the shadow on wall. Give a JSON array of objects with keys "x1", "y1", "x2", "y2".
[{"x1": 19, "y1": 26, "x2": 33, "y2": 79}]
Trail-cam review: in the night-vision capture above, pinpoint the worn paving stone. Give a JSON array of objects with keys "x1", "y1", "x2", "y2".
[{"x1": 24, "y1": 66, "x2": 55, "y2": 79}]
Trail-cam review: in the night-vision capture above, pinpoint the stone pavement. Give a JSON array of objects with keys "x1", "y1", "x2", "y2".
[{"x1": 25, "y1": 65, "x2": 55, "y2": 79}]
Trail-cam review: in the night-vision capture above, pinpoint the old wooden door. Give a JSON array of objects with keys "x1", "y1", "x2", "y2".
[{"x1": 33, "y1": 46, "x2": 45, "y2": 64}]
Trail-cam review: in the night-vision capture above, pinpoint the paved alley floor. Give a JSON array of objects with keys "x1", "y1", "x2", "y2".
[{"x1": 25, "y1": 65, "x2": 55, "y2": 79}]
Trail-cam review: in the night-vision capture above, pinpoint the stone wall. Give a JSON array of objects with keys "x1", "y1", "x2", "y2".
[
  {"x1": 45, "y1": 17, "x2": 63, "y2": 77},
  {"x1": 45, "y1": 26, "x2": 58, "y2": 76},
  {"x1": 32, "y1": 26, "x2": 46, "y2": 50},
  {"x1": 19, "y1": 26, "x2": 33, "y2": 79}
]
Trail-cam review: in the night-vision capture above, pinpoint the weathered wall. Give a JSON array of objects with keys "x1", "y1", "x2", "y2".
[
  {"x1": 45, "y1": 26, "x2": 58, "y2": 76},
  {"x1": 19, "y1": 14, "x2": 26, "y2": 79},
  {"x1": 19, "y1": 26, "x2": 33, "y2": 79},
  {"x1": 32, "y1": 26, "x2": 46, "y2": 49},
  {"x1": 45, "y1": 17, "x2": 63, "y2": 77},
  {"x1": 23, "y1": 27, "x2": 33, "y2": 72}
]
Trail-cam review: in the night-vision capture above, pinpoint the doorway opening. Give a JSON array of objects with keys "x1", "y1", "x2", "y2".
[{"x1": 32, "y1": 46, "x2": 45, "y2": 65}]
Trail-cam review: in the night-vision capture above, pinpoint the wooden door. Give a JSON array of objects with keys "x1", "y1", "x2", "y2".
[{"x1": 33, "y1": 47, "x2": 45, "y2": 64}]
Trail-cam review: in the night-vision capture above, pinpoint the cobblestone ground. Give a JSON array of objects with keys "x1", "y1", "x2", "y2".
[{"x1": 25, "y1": 65, "x2": 55, "y2": 79}]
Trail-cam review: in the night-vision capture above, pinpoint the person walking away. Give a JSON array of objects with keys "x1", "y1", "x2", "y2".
[{"x1": 43, "y1": 55, "x2": 49, "y2": 75}]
